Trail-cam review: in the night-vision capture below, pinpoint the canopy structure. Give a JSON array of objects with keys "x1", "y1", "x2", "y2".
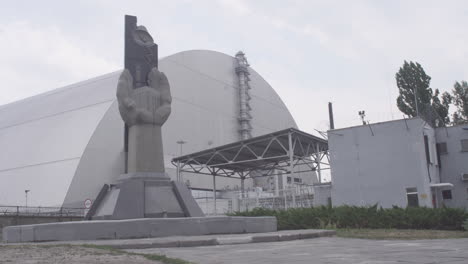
[
  {"x1": 430, "y1": 183, "x2": 454, "y2": 188},
  {"x1": 172, "y1": 127, "x2": 329, "y2": 188}
]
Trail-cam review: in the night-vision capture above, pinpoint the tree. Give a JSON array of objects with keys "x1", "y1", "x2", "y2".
[
  {"x1": 451, "y1": 81, "x2": 468, "y2": 124},
  {"x1": 395, "y1": 61, "x2": 450, "y2": 126},
  {"x1": 431, "y1": 89, "x2": 452, "y2": 125}
]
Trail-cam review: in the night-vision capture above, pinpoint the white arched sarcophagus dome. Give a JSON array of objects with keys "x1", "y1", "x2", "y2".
[{"x1": 0, "y1": 50, "x2": 298, "y2": 208}]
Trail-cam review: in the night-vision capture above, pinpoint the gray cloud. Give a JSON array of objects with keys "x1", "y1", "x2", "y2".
[{"x1": 0, "y1": 0, "x2": 467, "y2": 133}]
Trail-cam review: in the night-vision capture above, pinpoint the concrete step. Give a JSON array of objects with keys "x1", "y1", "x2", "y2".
[{"x1": 3, "y1": 229, "x2": 336, "y2": 249}]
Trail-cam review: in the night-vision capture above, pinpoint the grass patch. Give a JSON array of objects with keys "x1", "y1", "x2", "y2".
[
  {"x1": 336, "y1": 229, "x2": 468, "y2": 240},
  {"x1": 81, "y1": 244, "x2": 194, "y2": 264}
]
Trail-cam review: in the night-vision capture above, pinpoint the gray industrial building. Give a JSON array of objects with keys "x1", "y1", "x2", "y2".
[
  {"x1": 0, "y1": 50, "x2": 304, "y2": 208},
  {"x1": 328, "y1": 117, "x2": 468, "y2": 209},
  {"x1": 435, "y1": 124, "x2": 468, "y2": 208}
]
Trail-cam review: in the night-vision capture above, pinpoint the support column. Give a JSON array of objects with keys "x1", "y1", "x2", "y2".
[
  {"x1": 315, "y1": 144, "x2": 322, "y2": 183},
  {"x1": 212, "y1": 173, "x2": 217, "y2": 215},
  {"x1": 274, "y1": 170, "x2": 279, "y2": 196},
  {"x1": 288, "y1": 132, "x2": 294, "y2": 210},
  {"x1": 292, "y1": 188, "x2": 296, "y2": 208},
  {"x1": 240, "y1": 176, "x2": 245, "y2": 198},
  {"x1": 176, "y1": 161, "x2": 180, "y2": 182}
]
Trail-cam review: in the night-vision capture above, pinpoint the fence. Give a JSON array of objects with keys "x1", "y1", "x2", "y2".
[
  {"x1": 235, "y1": 188, "x2": 314, "y2": 212},
  {"x1": 0, "y1": 206, "x2": 86, "y2": 218},
  {"x1": 194, "y1": 187, "x2": 315, "y2": 215}
]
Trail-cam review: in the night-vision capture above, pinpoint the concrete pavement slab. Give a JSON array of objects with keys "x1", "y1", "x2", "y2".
[{"x1": 125, "y1": 237, "x2": 468, "y2": 264}]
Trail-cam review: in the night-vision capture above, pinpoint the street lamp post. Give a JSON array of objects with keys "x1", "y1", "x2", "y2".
[
  {"x1": 176, "y1": 140, "x2": 187, "y2": 182},
  {"x1": 25, "y1": 190, "x2": 30, "y2": 208}
]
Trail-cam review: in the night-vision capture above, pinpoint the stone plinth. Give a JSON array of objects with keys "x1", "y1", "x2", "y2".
[
  {"x1": 2, "y1": 216, "x2": 277, "y2": 243},
  {"x1": 92, "y1": 173, "x2": 204, "y2": 220}
]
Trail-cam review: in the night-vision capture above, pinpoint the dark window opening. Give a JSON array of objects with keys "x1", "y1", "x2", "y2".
[
  {"x1": 293, "y1": 178, "x2": 302, "y2": 183},
  {"x1": 407, "y1": 193, "x2": 419, "y2": 207},
  {"x1": 437, "y1": 142, "x2": 448, "y2": 154},
  {"x1": 287, "y1": 177, "x2": 291, "y2": 184},
  {"x1": 461, "y1": 139, "x2": 468, "y2": 152},
  {"x1": 442, "y1": 190, "x2": 452, "y2": 200},
  {"x1": 406, "y1": 187, "x2": 419, "y2": 207}
]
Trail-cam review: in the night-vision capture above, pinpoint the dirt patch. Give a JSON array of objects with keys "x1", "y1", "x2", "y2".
[
  {"x1": 336, "y1": 228, "x2": 468, "y2": 240},
  {"x1": 0, "y1": 245, "x2": 163, "y2": 264}
]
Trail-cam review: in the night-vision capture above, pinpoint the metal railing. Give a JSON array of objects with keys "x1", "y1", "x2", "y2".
[
  {"x1": 0, "y1": 206, "x2": 86, "y2": 217},
  {"x1": 235, "y1": 188, "x2": 314, "y2": 212},
  {"x1": 194, "y1": 187, "x2": 315, "y2": 215}
]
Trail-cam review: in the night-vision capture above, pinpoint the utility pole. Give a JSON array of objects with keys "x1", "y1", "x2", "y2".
[
  {"x1": 176, "y1": 140, "x2": 186, "y2": 182},
  {"x1": 25, "y1": 190, "x2": 30, "y2": 207}
]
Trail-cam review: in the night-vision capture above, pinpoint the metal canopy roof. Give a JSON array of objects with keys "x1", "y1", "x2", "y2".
[
  {"x1": 172, "y1": 128, "x2": 329, "y2": 180},
  {"x1": 430, "y1": 183, "x2": 454, "y2": 188}
]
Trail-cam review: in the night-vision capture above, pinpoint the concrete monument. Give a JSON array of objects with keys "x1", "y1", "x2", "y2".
[
  {"x1": 117, "y1": 68, "x2": 170, "y2": 173},
  {"x1": 2, "y1": 15, "x2": 277, "y2": 243},
  {"x1": 90, "y1": 15, "x2": 204, "y2": 220}
]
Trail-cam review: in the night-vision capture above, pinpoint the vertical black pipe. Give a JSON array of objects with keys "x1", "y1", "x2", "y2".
[{"x1": 328, "y1": 102, "x2": 335, "y2": 130}]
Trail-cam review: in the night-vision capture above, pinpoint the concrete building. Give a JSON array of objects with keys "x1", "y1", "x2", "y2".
[
  {"x1": 0, "y1": 50, "x2": 298, "y2": 208},
  {"x1": 435, "y1": 124, "x2": 468, "y2": 208},
  {"x1": 328, "y1": 117, "x2": 468, "y2": 209}
]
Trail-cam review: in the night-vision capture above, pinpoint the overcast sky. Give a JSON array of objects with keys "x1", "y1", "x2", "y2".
[{"x1": 1, "y1": 0, "x2": 467, "y2": 133}]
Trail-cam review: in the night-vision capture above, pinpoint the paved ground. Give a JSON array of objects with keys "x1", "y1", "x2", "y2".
[{"x1": 127, "y1": 237, "x2": 468, "y2": 264}]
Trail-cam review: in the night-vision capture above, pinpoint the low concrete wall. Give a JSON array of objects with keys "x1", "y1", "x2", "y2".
[
  {"x1": 0, "y1": 216, "x2": 83, "y2": 241},
  {"x1": 3, "y1": 216, "x2": 277, "y2": 243}
]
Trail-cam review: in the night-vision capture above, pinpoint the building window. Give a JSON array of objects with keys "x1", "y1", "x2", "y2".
[
  {"x1": 462, "y1": 174, "x2": 468, "y2": 181},
  {"x1": 287, "y1": 177, "x2": 291, "y2": 184},
  {"x1": 461, "y1": 139, "x2": 468, "y2": 152},
  {"x1": 437, "y1": 142, "x2": 448, "y2": 154},
  {"x1": 293, "y1": 178, "x2": 302, "y2": 183},
  {"x1": 442, "y1": 190, "x2": 452, "y2": 200},
  {"x1": 406, "y1": 187, "x2": 419, "y2": 207}
]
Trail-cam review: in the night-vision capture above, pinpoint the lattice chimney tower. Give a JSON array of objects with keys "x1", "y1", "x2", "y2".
[{"x1": 235, "y1": 51, "x2": 253, "y2": 140}]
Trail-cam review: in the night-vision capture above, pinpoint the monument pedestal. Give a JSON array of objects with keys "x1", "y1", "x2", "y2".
[
  {"x1": 92, "y1": 173, "x2": 204, "y2": 220},
  {"x1": 3, "y1": 216, "x2": 277, "y2": 243}
]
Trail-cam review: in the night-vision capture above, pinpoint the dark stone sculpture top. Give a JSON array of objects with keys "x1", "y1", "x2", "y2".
[
  {"x1": 125, "y1": 15, "x2": 158, "y2": 89},
  {"x1": 118, "y1": 15, "x2": 171, "y2": 127}
]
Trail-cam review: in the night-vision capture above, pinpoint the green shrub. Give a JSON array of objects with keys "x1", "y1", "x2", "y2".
[{"x1": 229, "y1": 205, "x2": 468, "y2": 230}]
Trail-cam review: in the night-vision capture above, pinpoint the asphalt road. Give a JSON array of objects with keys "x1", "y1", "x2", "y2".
[{"x1": 128, "y1": 237, "x2": 468, "y2": 264}]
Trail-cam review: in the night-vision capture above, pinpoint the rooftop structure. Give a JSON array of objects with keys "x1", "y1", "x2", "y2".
[{"x1": 328, "y1": 117, "x2": 467, "y2": 208}]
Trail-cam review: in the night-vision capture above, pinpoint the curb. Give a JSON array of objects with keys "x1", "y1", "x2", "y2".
[
  {"x1": 111, "y1": 230, "x2": 336, "y2": 249},
  {"x1": 0, "y1": 229, "x2": 336, "y2": 249}
]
